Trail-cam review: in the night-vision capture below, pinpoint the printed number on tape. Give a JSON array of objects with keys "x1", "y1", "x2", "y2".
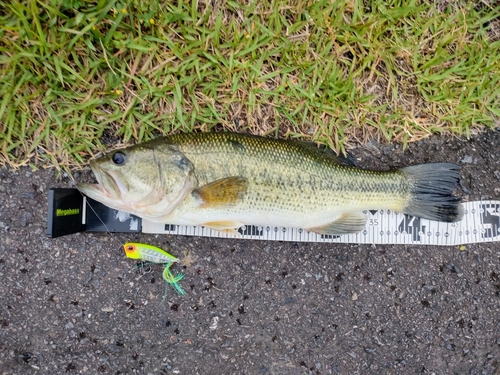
[{"x1": 139, "y1": 201, "x2": 500, "y2": 246}]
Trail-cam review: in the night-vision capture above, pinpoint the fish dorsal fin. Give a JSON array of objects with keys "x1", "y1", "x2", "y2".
[
  {"x1": 295, "y1": 141, "x2": 356, "y2": 167},
  {"x1": 307, "y1": 212, "x2": 366, "y2": 235},
  {"x1": 193, "y1": 177, "x2": 248, "y2": 208}
]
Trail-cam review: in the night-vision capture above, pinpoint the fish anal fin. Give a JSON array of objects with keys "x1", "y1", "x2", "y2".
[
  {"x1": 203, "y1": 220, "x2": 243, "y2": 235},
  {"x1": 307, "y1": 212, "x2": 367, "y2": 235},
  {"x1": 193, "y1": 177, "x2": 248, "y2": 208}
]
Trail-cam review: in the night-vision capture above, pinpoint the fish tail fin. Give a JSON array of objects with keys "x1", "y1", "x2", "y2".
[{"x1": 401, "y1": 163, "x2": 463, "y2": 222}]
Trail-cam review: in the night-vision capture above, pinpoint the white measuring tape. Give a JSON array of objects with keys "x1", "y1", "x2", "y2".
[{"x1": 141, "y1": 200, "x2": 500, "y2": 246}]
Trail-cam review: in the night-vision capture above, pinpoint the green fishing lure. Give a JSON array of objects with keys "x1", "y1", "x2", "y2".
[{"x1": 124, "y1": 243, "x2": 185, "y2": 298}]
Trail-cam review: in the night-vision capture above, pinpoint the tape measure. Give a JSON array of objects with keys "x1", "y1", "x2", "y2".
[{"x1": 142, "y1": 200, "x2": 500, "y2": 246}]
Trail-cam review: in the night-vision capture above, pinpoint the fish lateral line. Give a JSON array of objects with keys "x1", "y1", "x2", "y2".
[{"x1": 76, "y1": 132, "x2": 463, "y2": 238}]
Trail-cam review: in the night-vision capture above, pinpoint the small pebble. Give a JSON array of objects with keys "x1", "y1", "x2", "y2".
[
  {"x1": 21, "y1": 191, "x2": 38, "y2": 199},
  {"x1": 461, "y1": 155, "x2": 473, "y2": 164}
]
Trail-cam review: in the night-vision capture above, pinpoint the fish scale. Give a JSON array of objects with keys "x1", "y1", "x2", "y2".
[
  {"x1": 78, "y1": 132, "x2": 463, "y2": 235},
  {"x1": 167, "y1": 133, "x2": 406, "y2": 209}
]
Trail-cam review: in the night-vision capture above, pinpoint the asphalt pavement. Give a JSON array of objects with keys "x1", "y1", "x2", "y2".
[{"x1": 1, "y1": 130, "x2": 499, "y2": 374}]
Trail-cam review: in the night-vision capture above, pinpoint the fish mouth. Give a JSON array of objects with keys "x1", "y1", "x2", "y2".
[{"x1": 77, "y1": 160, "x2": 128, "y2": 201}]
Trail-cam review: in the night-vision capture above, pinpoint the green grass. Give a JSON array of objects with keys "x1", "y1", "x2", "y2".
[{"x1": 0, "y1": 0, "x2": 499, "y2": 169}]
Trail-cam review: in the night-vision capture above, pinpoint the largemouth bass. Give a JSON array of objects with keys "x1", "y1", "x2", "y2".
[{"x1": 78, "y1": 132, "x2": 463, "y2": 235}]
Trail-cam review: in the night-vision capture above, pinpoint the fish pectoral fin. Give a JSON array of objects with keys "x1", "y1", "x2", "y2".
[
  {"x1": 193, "y1": 177, "x2": 248, "y2": 208},
  {"x1": 307, "y1": 212, "x2": 367, "y2": 235},
  {"x1": 203, "y1": 220, "x2": 243, "y2": 235}
]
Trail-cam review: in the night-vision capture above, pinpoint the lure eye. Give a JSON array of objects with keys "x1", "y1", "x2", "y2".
[
  {"x1": 126, "y1": 245, "x2": 134, "y2": 252},
  {"x1": 112, "y1": 151, "x2": 126, "y2": 165}
]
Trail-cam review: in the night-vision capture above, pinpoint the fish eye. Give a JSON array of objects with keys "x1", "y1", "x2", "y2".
[{"x1": 112, "y1": 152, "x2": 126, "y2": 165}]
